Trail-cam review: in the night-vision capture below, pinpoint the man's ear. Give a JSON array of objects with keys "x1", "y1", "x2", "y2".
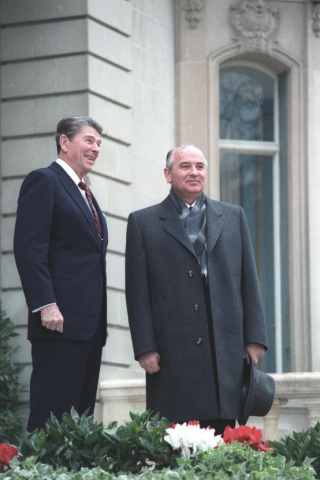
[
  {"x1": 164, "y1": 167, "x2": 172, "y2": 183},
  {"x1": 59, "y1": 134, "x2": 69, "y2": 153}
]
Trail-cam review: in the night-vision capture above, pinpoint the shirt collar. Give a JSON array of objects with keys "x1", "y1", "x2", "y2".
[
  {"x1": 185, "y1": 200, "x2": 197, "y2": 208},
  {"x1": 56, "y1": 158, "x2": 81, "y2": 186}
]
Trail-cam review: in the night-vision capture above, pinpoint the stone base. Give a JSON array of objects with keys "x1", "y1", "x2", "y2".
[{"x1": 100, "y1": 378, "x2": 146, "y2": 425}]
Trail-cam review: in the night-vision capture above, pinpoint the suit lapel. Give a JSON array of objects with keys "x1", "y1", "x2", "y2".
[
  {"x1": 159, "y1": 196, "x2": 197, "y2": 259},
  {"x1": 206, "y1": 197, "x2": 224, "y2": 253},
  {"x1": 49, "y1": 162, "x2": 102, "y2": 247}
]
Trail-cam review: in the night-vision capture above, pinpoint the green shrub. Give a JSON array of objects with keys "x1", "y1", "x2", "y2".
[
  {"x1": 1, "y1": 443, "x2": 316, "y2": 479},
  {"x1": 270, "y1": 422, "x2": 320, "y2": 478},
  {"x1": 20, "y1": 409, "x2": 172, "y2": 473},
  {"x1": 0, "y1": 302, "x2": 26, "y2": 445}
]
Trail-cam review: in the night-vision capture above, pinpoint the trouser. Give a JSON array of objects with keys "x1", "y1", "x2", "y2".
[{"x1": 27, "y1": 309, "x2": 105, "y2": 432}]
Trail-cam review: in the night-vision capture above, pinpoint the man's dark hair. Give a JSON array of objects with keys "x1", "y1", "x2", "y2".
[{"x1": 55, "y1": 116, "x2": 103, "y2": 154}]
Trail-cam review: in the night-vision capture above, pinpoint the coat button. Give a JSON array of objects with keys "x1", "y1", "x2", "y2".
[
  {"x1": 194, "y1": 304, "x2": 199, "y2": 311},
  {"x1": 99, "y1": 277, "x2": 103, "y2": 283},
  {"x1": 197, "y1": 338, "x2": 202, "y2": 345},
  {"x1": 189, "y1": 270, "x2": 194, "y2": 277}
]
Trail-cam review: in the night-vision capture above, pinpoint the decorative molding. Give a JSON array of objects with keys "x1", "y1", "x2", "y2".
[
  {"x1": 230, "y1": 0, "x2": 281, "y2": 53},
  {"x1": 312, "y1": 3, "x2": 320, "y2": 38},
  {"x1": 182, "y1": 0, "x2": 205, "y2": 29}
]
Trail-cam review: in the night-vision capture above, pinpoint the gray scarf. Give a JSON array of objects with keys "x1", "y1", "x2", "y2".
[{"x1": 170, "y1": 187, "x2": 207, "y2": 275}]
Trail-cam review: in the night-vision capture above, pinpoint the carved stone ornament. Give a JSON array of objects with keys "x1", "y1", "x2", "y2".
[
  {"x1": 230, "y1": 0, "x2": 281, "y2": 53},
  {"x1": 182, "y1": 0, "x2": 205, "y2": 29},
  {"x1": 312, "y1": 3, "x2": 320, "y2": 38}
]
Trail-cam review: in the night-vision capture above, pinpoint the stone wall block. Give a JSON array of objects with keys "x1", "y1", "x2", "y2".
[
  {"x1": 1, "y1": 217, "x2": 15, "y2": 252},
  {"x1": 0, "y1": 0, "x2": 87, "y2": 25},
  {"x1": 1, "y1": 291, "x2": 27, "y2": 327},
  {"x1": 0, "y1": 20, "x2": 88, "y2": 62},
  {"x1": 1, "y1": 179, "x2": 22, "y2": 214},
  {"x1": 88, "y1": 20, "x2": 133, "y2": 71},
  {"x1": 105, "y1": 216, "x2": 127, "y2": 254},
  {"x1": 107, "y1": 289, "x2": 128, "y2": 328},
  {"x1": 93, "y1": 140, "x2": 132, "y2": 184},
  {"x1": 1, "y1": 137, "x2": 55, "y2": 177},
  {"x1": 1, "y1": 253, "x2": 20, "y2": 289},
  {"x1": 2, "y1": 56, "x2": 88, "y2": 99},
  {"x1": 1, "y1": 94, "x2": 88, "y2": 137},
  {"x1": 102, "y1": 328, "x2": 134, "y2": 365},
  {"x1": 88, "y1": 0, "x2": 133, "y2": 36},
  {"x1": 9, "y1": 326, "x2": 30, "y2": 363},
  {"x1": 88, "y1": 56, "x2": 133, "y2": 107},
  {"x1": 106, "y1": 253, "x2": 125, "y2": 291},
  {"x1": 88, "y1": 95, "x2": 132, "y2": 145}
]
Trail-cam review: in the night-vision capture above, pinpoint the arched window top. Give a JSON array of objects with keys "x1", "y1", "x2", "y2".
[{"x1": 220, "y1": 65, "x2": 275, "y2": 142}]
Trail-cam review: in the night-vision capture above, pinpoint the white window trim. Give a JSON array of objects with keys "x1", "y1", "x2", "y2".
[{"x1": 219, "y1": 61, "x2": 283, "y2": 372}]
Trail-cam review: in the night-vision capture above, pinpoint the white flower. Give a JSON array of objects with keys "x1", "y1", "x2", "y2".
[
  {"x1": 164, "y1": 427, "x2": 181, "y2": 450},
  {"x1": 199, "y1": 428, "x2": 222, "y2": 450},
  {"x1": 164, "y1": 422, "x2": 222, "y2": 458}
]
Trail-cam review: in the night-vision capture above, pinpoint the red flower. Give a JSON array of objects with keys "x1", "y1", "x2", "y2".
[
  {"x1": 0, "y1": 443, "x2": 19, "y2": 469},
  {"x1": 170, "y1": 423, "x2": 177, "y2": 429},
  {"x1": 223, "y1": 425, "x2": 270, "y2": 452},
  {"x1": 257, "y1": 441, "x2": 274, "y2": 452}
]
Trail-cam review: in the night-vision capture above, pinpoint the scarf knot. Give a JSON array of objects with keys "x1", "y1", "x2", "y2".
[{"x1": 170, "y1": 188, "x2": 207, "y2": 275}]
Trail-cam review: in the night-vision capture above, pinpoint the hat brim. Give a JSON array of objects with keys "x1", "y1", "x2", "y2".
[
  {"x1": 238, "y1": 356, "x2": 275, "y2": 425},
  {"x1": 238, "y1": 357, "x2": 254, "y2": 425}
]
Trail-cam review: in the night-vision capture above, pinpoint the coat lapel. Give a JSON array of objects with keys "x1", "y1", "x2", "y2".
[
  {"x1": 206, "y1": 197, "x2": 224, "y2": 253},
  {"x1": 159, "y1": 196, "x2": 197, "y2": 259},
  {"x1": 48, "y1": 162, "x2": 102, "y2": 248}
]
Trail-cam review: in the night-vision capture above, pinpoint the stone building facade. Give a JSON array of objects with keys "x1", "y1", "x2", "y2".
[{"x1": 0, "y1": 0, "x2": 319, "y2": 437}]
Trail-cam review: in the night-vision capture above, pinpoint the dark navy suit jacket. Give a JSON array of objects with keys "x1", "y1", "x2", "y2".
[{"x1": 14, "y1": 162, "x2": 108, "y2": 342}]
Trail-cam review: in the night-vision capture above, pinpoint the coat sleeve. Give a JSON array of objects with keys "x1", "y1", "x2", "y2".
[
  {"x1": 125, "y1": 212, "x2": 159, "y2": 360},
  {"x1": 13, "y1": 170, "x2": 56, "y2": 311},
  {"x1": 240, "y1": 207, "x2": 268, "y2": 349}
]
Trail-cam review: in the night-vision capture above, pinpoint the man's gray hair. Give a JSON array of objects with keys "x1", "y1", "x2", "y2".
[
  {"x1": 55, "y1": 116, "x2": 103, "y2": 154},
  {"x1": 166, "y1": 145, "x2": 208, "y2": 170}
]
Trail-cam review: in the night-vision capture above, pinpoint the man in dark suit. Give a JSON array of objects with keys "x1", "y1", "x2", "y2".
[
  {"x1": 125, "y1": 145, "x2": 267, "y2": 435},
  {"x1": 14, "y1": 116, "x2": 108, "y2": 431}
]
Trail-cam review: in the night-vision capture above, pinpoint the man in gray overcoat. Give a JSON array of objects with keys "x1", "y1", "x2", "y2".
[{"x1": 125, "y1": 145, "x2": 268, "y2": 435}]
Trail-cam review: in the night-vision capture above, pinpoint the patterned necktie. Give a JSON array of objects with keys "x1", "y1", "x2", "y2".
[{"x1": 78, "y1": 181, "x2": 102, "y2": 239}]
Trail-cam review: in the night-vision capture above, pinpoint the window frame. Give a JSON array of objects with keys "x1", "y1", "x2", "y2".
[{"x1": 219, "y1": 60, "x2": 283, "y2": 372}]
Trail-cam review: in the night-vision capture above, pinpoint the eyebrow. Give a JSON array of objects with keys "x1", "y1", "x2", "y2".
[
  {"x1": 84, "y1": 134, "x2": 102, "y2": 145},
  {"x1": 179, "y1": 161, "x2": 204, "y2": 166}
]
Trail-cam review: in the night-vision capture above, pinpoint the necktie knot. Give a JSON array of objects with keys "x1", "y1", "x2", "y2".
[{"x1": 78, "y1": 181, "x2": 87, "y2": 191}]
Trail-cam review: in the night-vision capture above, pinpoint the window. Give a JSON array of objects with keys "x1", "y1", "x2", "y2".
[{"x1": 219, "y1": 62, "x2": 290, "y2": 373}]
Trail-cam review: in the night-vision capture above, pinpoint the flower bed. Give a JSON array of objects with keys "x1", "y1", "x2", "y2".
[{"x1": 0, "y1": 410, "x2": 318, "y2": 479}]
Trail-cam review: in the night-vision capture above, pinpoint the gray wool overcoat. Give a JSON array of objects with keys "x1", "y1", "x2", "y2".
[{"x1": 125, "y1": 194, "x2": 268, "y2": 423}]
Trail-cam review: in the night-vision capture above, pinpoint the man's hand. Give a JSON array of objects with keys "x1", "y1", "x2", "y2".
[
  {"x1": 41, "y1": 304, "x2": 64, "y2": 333},
  {"x1": 244, "y1": 343, "x2": 265, "y2": 365},
  {"x1": 139, "y1": 351, "x2": 160, "y2": 374}
]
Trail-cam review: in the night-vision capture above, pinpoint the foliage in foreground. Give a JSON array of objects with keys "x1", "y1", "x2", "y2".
[
  {"x1": 0, "y1": 443, "x2": 316, "y2": 480},
  {"x1": 19, "y1": 409, "x2": 172, "y2": 473},
  {"x1": 0, "y1": 302, "x2": 26, "y2": 445},
  {"x1": 270, "y1": 422, "x2": 320, "y2": 478}
]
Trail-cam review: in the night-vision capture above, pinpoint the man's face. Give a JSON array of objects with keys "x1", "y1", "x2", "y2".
[
  {"x1": 164, "y1": 146, "x2": 207, "y2": 203},
  {"x1": 60, "y1": 125, "x2": 101, "y2": 179}
]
